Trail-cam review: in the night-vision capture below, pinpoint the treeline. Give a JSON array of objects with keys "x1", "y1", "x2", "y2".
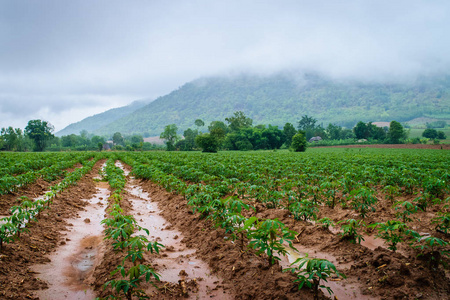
[
  {"x1": 48, "y1": 131, "x2": 162, "y2": 151},
  {"x1": 160, "y1": 111, "x2": 414, "y2": 153},
  {"x1": 2, "y1": 115, "x2": 446, "y2": 153},
  {"x1": 0, "y1": 120, "x2": 163, "y2": 152}
]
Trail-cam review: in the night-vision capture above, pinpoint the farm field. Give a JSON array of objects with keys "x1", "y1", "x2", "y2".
[{"x1": 0, "y1": 148, "x2": 449, "y2": 299}]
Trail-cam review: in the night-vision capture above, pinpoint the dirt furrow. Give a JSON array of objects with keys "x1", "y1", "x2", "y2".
[{"x1": 0, "y1": 160, "x2": 104, "y2": 300}]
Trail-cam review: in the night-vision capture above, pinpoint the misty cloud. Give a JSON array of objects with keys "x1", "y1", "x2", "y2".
[{"x1": 1, "y1": 0, "x2": 449, "y2": 131}]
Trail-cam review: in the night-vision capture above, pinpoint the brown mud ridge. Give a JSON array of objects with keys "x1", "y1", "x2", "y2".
[
  {"x1": 0, "y1": 160, "x2": 104, "y2": 300},
  {"x1": 92, "y1": 163, "x2": 231, "y2": 299},
  {"x1": 2, "y1": 159, "x2": 449, "y2": 299},
  {"x1": 138, "y1": 179, "x2": 450, "y2": 300},
  {"x1": 318, "y1": 144, "x2": 450, "y2": 150},
  {"x1": 0, "y1": 178, "x2": 57, "y2": 215},
  {"x1": 139, "y1": 181, "x2": 322, "y2": 299}
]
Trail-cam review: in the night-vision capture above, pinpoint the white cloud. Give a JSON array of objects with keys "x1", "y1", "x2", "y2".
[{"x1": 0, "y1": 0, "x2": 449, "y2": 131}]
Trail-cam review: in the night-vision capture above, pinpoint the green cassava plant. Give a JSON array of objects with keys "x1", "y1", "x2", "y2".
[
  {"x1": 370, "y1": 220, "x2": 407, "y2": 252},
  {"x1": 394, "y1": 200, "x2": 420, "y2": 223},
  {"x1": 317, "y1": 217, "x2": 335, "y2": 230},
  {"x1": 247, "y1": 217, "x2": 297, "y2": 266},
  {"x1": 337, "y1": 219, "x2": 365, "y2": 244},
  {"x1": 284, "y1": 253, "x2": 346, "y2": 300}
]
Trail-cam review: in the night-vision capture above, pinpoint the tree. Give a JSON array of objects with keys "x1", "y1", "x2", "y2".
[
  {"x1": 178, "y1": 128, "x2": 198, "y2": 151},
  {"x1": 297, "y1": 115, "x2": 317, "y2": 131},
  {"x1": 61, "y1": 134, "x2": 80, "y2": 147},
  {"x1": 14, "y1": 128, "x2": 28, "y2": 151},
  {"x1": 262, "y1": 125, "x2": 284, "y2": 149},
  {"x1": 387, "y1": 121, "x2": 406, "y2": 144},
  {"x1": 112, "y1": 132, "x2": 124, "y2": 146},
  {"x1": 194, "y1": 119, "x2": 205, "y2": 129},
  {"x1": 160, "y1": 124, "x2": 179, "y2": 151},
  {"x1": 283, "y1": 123, "x2": 297, "y2": 147},
  {"x1": 80, "y1": 130, "x2": 89, "y2": 139},
  {"x1": 369, "y1": 124, "x2": 387, "y2": 141},
  {"x1": 437, "y1": 131, "x2": 447, "y2": 139},
  {"x1": 195, "y1": 134, "x2": 220, "y2": 153},
  {"x1": 326, "y1": 123, "x2": 342, "y2": 140},
  {"x1": 298, "y1": 115, "x2": 324, "y2": 140},
  {"x1": 353, "y1": 121, "x2": 368, "y2": 139},
  {"x1": 208, "y1": 121, "x2": 227, "y2": 139},
  {"x1": 422, "y1": 128, "x2": 437, "y2": 139},
  {"x1": 25, "y1": 120, "x2": 54, "y2": 152},
  {"x1": 129, "y1": 135, "x2": 144, "y2": 150},
  {"x1": 225, "y1": 111, "x2": 253, "y2": 132},
  {"x1": 0, "y1": 127, "x2": 18, "y2": 151},
  {"x1": 291, "y1": 132, "x2": 307, "y2": 152},
  {"x1": 91, "y1": 135, "x2": 106, "y2": 147}
]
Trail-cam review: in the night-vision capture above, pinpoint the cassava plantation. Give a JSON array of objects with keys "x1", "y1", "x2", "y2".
[{"x1": 0, "y1": 147, "x2": 449, "y2": 300}]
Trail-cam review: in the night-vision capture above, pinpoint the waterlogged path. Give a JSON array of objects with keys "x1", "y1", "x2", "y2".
[
  {"x1": 31, "y1": 180, "x2": 108, "y2": 299},
  {"x1": 118, "y1": 162, "x2": 231, "y2": 299}
]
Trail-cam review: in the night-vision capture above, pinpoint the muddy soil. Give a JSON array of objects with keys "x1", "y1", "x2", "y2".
[
  {"x1": 129, "y1": 176, "x2": 231, "y2": 299},
  {"x1": 138, "y1": 180, "x2": 323, "y2": 300},
  {"x1": 246, "y1": 197, "x2": 450, "y2": 299},
  {"x1": 0, "y1": 160, "x2": 104, "y2": 300},
  {"x1": 137, "y1": 176, "x2": 450, "y2": 299},
  {"x1": 0, "y1": 178, "x2": 58, "y2": 215},
  {"x1": 91, "y1": 163, "x2": 232, "y2": 300},
  {"x1": 31, "y1": 182, "x2": 109, "y2": 299},
  {"x1": 2, "y1": 158, "x2": 448, "y2": 300},
  {"x1": 0, "y1": 163, "x2": 86, "y2": 215}
]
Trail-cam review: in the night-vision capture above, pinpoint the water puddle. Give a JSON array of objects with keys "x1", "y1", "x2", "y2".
[
  {"x1": 31, "y1": 182, "x2": 109, "y2": 299},
  {"x1": 126, "y1": 177, "x2": 231, "y2": 299}
]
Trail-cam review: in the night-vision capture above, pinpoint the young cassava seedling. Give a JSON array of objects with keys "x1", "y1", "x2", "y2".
[
  {"x1": 247, "y1": 217, "x2": 297, "y2": 266},
  {"x1": 284, "y1": 253, "x2": 346, "y2": 300}
]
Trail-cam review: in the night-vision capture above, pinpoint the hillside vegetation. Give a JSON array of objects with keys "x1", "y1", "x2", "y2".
[
  {"x1": 56, "y1": 100, "x2": 150, "y2": 136},
  {"x1": 72, "y1": 73, "x2": 449, "y2": 136}
]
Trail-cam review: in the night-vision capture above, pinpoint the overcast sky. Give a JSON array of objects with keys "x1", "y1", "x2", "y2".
[{"x1": 1, "y1": 0, "x2": 449, "y2": 132}]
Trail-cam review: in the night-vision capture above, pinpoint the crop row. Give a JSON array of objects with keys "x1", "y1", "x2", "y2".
[
  {"x1": 0, "y1": 155, "x2": 100, "y2": 252},
  {"x1": 122, "y1": 154, "x2": 346, "y2": 298},
  {"x1": 98, "y1": 158, "x2": 163, "y2": 300},
  {"x1": 122, "y1": 150, "x2": 450, "y2": 277},
  {"x1": 0, "y1": 152, "x2": 96, "y2": 195},
  {"x1": 127, "y1": 151, "x2": 449, "y2": 198},
  {"x1": 0, "y1": 152, "x2": 90, "y2": 176},
  {"x1": 122, "y1": 151, "x2": 449, "y2": 225}
]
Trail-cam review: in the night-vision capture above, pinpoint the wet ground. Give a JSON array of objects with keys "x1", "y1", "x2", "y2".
[
  {"x1": 31, "y1": 183, "x2": 108, "y2": 299},
  {"x1": 2, "y1": 158, "x2": 447, "y2": 299},
  {"x1": 123, "y1": 162, "x2": 231, "y2": 299}
]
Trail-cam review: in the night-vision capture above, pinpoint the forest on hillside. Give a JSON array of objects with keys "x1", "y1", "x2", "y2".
[{"x1": 90, "y1": 73, "x2": 450, "y2": 136}]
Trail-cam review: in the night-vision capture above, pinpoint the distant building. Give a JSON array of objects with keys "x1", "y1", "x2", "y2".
[
  {"x1": 309, "y1": 136, "x2": 322, "y2": 142},
  {"x1": 103, "y1": 143, "x2": 112, "y2": 151},
  {"x1": 372, "y1": 122, "x2": 390, "y2": 128}
]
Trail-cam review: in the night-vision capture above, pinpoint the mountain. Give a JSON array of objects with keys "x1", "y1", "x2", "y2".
[
  {"x1": 56, "y1": 100, "x2": 151, "y2": 136},
  {"x1": 90, "y1": 73, "x2": 450, "y2": 136}
]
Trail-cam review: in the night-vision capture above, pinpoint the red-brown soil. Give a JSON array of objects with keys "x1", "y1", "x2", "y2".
[
  {"x1": 2, "y1": 159, "x2": 449, "y2": 299},
  {"x1": 0, "y1": 178, "x2": 58, "y2": 215},
  {"x1": 0, "y1": 162, "x2": 85, "y2": 215},
  {"x1": 138, "y1": 180, "x2": 450, "y2": 300},
  {"x1": 138, "y1": 180, "x2": 322, "y2": 299},
  {"x1": 0, "y1": 160, "x2": 104, "y2": 299}
]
